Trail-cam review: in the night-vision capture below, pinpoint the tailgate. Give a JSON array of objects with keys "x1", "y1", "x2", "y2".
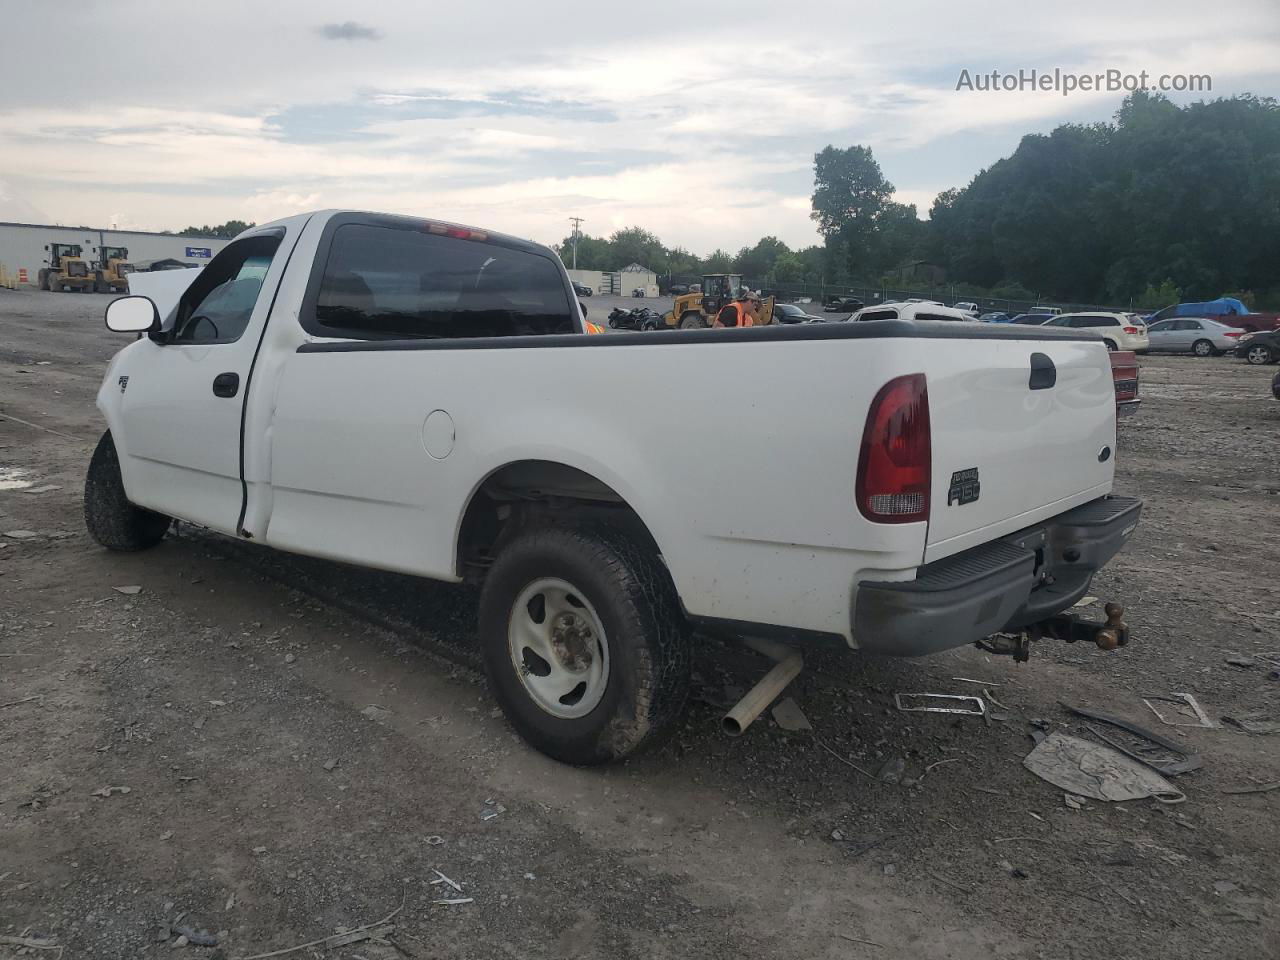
[{"x1": 924, "y1": 338, "x2": 1116, "y2": 563}]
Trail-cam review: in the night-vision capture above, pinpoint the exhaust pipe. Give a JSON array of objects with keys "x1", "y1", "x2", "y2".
[{"x1": 722, "y1": 637, "x2": 803, "y2": 737}]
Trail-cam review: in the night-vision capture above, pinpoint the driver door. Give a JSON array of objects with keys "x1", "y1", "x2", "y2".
[{"x1": 116, "y1": 228, "x2": 295, "y2": 534}]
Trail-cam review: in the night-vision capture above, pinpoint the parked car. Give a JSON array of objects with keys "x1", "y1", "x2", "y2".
[
  {"x1": 1010, "y1": 313, "x2": 1055, "y2": 325},
  {"x1": 953, "y1": 301, "x2": 979, "y2": 314},
  {"x1": 90, "y1": 208, "x2": 1140, "y2": 765},
  {"x1": 571, "y1": 281, "x2": 593, "y2": 297},
  {"x1": 823, "y1": 296, "x2": 864, "y2": 313},
  {"x1": 1043, "y1": 312, "x2": 1150, "y2": 352},
  {"x1": 1145, "y1": 317, "x2": 1243, "y2": 356},
  {"x1": 1147, "y1": 297, "x2": 1280, "y2": 333},
  {"x1": 773, "y1": 302, "x2": 823, "y2": 324},
  {"x1": 851, "y1": 302, "x2": 977, "y2": 322},
  {"x1": 668, "y1": 283, "x2": 690, "y2": 296},
  {"x1": 1235, "y1": 329, "x2": 1280, "y2": 365},
  {"x1": 978, "y1": 312, "x2": 1013, "y2": 323}
]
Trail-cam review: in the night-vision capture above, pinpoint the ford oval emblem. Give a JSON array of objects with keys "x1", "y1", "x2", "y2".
[{"x1": 1098, "y1": 446, "x2": 1112, "y2": 463}]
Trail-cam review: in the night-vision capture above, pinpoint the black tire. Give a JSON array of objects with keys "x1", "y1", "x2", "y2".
[
  {"x1": 1192, "y1": 339, "x2": 1215, "y2": 357},
  {"x1": 1102, "y1": 339, "x2": 1118, "y2": 351},
  {"x1": 84, "y1": 431, "x2": 171, "y2": 551},
  {"x1": 679, "y1": 312, "x2": 706, "y2": 330},
  {"x1": 1245, "y1": 344, "x2": 1273, "y2": 365},
  {"x1": 479, "y1": 524, "x2": 691, "y2": 765}
]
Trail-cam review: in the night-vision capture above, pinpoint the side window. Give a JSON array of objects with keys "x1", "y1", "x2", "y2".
[
  {"x1": 311, "y1": 223, "x2": 573, "y2": 340},
  {"x1": 1149, "y1": 320, "x2": 1173, "y2": 332},
  {"x1": 1180, "y1": 319, "x2": 1203, "y2": 330},
  {"x1": 858, "y1": 308, "x2": 898, "y2": 322},
  {"x1": 172, "y1": 233, "x2": 282, "y2": 343}
]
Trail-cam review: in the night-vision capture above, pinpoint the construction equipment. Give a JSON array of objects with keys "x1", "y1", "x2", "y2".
[
  {"x1": 38, "y1": 243, "x2": 95, "y2": 293},
  {"x1": 663, "y1": 273, "x2": 774, "y2": 329},
  {"x1": 94, "y1": 245, "x2": 133, "y2": 293}
]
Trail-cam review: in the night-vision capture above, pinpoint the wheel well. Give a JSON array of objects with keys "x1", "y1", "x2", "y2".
[{"x1": 456, "y1": 460, "x2": 660, "y2": 583}]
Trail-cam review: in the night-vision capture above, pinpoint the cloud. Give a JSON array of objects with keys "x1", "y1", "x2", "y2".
[
  {"x1": 317, "y1": 21, "x2": 380, "y2": 41},
  {"x1": 0, "y1": 0, "x2": 1276, "y2": 252}
]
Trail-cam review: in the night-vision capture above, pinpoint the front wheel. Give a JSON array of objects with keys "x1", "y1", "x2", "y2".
[
  {"x1": 479, "y1": 525, "x2": 691, "y2": 764},
  {"x1": 1245, "y1": 345, "x2": 1273, "y2": 365},
  {"x1": 84, "y1": 431, "x2": 172, "y2": 551},
  {"x1": 1192, "y1": 339, "x2": 1215, "y2": 357},
  {"x1": 679, "y1": 312, "x2": 706, "y2": 330}
]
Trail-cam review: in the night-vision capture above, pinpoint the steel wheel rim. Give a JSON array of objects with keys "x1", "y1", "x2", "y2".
[
  {"x1": 1247, "y1": 346, "x2": 1268, "y2": 364},
  {"x1": 1194, "y1": 341, "x2": 1211, "y2": 356},
  {"x1": 507, "y1": 577, "x2": 609, "y2": 719}
]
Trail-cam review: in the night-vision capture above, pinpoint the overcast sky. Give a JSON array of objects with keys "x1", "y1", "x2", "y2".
[{"x1": 1, "y1": 0, "x2": 1277, "y2": 253}]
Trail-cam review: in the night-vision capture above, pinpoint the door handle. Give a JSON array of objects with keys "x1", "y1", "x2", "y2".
[{"x1": 212, "y1": 372, "x2": 240, "y2": 398}]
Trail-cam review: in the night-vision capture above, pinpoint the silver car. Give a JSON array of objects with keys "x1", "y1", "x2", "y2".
[{"x1": 1145, "y1": 317, "x2": 1243, "y2": 356}]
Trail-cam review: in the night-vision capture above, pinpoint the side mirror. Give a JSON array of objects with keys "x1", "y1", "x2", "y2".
[{"x1": 105, "y1": 295, "x2": 161, "y2": 334}]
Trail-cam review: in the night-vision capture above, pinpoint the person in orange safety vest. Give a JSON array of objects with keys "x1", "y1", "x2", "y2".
[{"x1": 713, "y1": 290, "x2": 761, "y2": 328}]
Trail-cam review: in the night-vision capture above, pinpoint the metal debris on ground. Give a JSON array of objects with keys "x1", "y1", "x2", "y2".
[
  {"x1": 1062, "y1": 703, "x2": 1203, "y2": 775},
  {"x1": 3, "y1": 530, "x2": 38, "y2": 539},
  {"x1": 480, "y1": 803, "x2": 506, "y2": 821},
  {"x1": 172, "y1": 926, "x2": 218, "y2": 946},
  {"x1": 90, "y1": 785, "x2": 131, "y2": 798},
  {"x1": 1064, "y1": 793, "x2": 1087, "y2": 810},
  {"x1": 1023, "y1": 731, "x2": 1185, "y2": 804},
  {"x1": 113, "y1": 585, "x2": 142, "y2": 596},
  {"x1": 423, "y1": 835, "x2": 445, "y2": 845},
  {"x1": 430, "y1": 870, "x2": 462, "y2": 893},
  {"x1": 1142, "y1": 693, "x2": 1216, "y2": 729},
  {"x1": 322, "y1": 758, "x2": 338, "y2": 771},
  {"x1": 360, "y1": 705, "x2": 391, "y2": 723},
  {"x1": 1225, "y1": 656, "x2": 1257, "y2": 668},
  {"x1": 951, "y1": 677, "x2": 1003, "y2": 686},
  {"x1": 770, "y1": 697, "x2": 811, "y2": 731},
  {"x1": 23, "y1": 485, "x2": 62, "y2": 494},
  {"x1": 236, "y1": 895, "x2": 405, "y2": 960},
  {"x1": 894, "y1": 693, "x2": 985, "y2": 716},
  {"x1": 1221, "y1": 781, "x2": 1280, "y2": 795},
  {"x1": 1221, "y1": 715, "x2": 1280, "y2": 735},
  {"x1": 432, "y1": 898, "x2": 473, "y2": 906}
]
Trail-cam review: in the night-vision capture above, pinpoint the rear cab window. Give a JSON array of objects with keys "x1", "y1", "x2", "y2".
[{"x1": 302, "y1": 217, "x2": 575, "y2": 341}]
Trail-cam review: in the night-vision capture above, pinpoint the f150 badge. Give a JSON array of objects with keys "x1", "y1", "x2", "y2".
[
  {"x1": 947, "y1": 467, "x2": 980, "y2": 506},
  {"x1": 118, "y1": 376, "x2": 129, "y2": 394}
]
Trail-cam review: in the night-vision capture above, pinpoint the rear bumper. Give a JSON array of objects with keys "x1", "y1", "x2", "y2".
[{"x1": 853, "y1": 495, "x2": 1141, "y2": 656}]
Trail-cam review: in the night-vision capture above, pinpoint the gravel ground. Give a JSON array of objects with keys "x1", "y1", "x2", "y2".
[{"x1": 1, "y1": 288, "x2": 1278, "y2": 960}]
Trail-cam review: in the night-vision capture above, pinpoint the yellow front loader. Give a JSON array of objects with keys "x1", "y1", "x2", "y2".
[{"x1": 663, "y1": 273, "x2": 774, "y2": 329}]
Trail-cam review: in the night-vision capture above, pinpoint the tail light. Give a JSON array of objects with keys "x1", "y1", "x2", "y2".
[
  {"x1": 856, "y1": 374, "x2": 931, "y2": 523},
  {"x1": 1224, "y1": 330, "x2": 1242, "y2": 338},
  {"x1": 1123, "y1": 326, "x2": 1139, "y2": 334}
]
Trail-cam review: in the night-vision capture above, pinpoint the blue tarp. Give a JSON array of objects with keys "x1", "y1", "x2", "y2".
[{"x1": 1174, "y1": 297, "x2": 1250, "y2": 317}]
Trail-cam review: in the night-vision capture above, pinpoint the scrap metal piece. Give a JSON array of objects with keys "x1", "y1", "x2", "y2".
[
  {"x1": 1061, "y1": 703, "x2": 1203, "y2": 775},
  {"x1": 1142, "y1": 693, "x2": 1216, "y2": 729},
  {"x1": 1023, "y1": 731, "x2": 1185, "y2": 804},
  {"x1": 894, "y1": 693, "x2": 985, "y2": 716},
  {"x1": 723, "y1": 638, "x2": 803, "y2": 737}
]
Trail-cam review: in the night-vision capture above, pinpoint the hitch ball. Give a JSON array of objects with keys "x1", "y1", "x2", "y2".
[{"x1": 1095, "y1": 602, "x2": 1127, "y2": 651}]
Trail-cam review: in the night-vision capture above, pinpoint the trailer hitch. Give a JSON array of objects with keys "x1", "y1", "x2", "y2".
[{"x1": 977, "y1": 603, "x2": 1129, "y2": 663}]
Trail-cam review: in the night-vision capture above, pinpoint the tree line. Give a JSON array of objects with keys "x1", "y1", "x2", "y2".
[{"x1": 557, "y1": 92, "x2": 1280, "y2": 309}]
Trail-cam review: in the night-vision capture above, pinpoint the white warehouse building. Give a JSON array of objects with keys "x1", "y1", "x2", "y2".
[{"x1": 0, "y1": 220, "x2": 233, "y2": 289}]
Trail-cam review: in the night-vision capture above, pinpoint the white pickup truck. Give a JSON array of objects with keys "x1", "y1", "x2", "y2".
[{"x1": 88, "y1": 210, "x2": 1141, "y2": 764}]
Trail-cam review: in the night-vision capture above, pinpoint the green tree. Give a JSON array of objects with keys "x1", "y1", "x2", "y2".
[
  {"x1": 702, "y1": 249, "x2": 734, "y2": 273},
  {"x1": 810, "y1": 145, "x2": 895, "y2": 277},
  {"x1": 180, "y1": 220, "x2": 254, "y2": 238}
]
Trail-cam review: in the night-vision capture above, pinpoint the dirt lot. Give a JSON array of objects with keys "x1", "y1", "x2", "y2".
[{"x1": 2, "y1": 288, "x2": 1278, "y2": 960}]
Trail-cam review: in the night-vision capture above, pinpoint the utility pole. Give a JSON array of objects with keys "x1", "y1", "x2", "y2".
[{"x1": 568, "y1": 216, "x2": 584, "y2": 270}]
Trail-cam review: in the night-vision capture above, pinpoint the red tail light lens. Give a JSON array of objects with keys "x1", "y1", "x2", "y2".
[
  {"x1": 856, "y1": 374, "x2": 931, "y2": 523},
  {"x1": 1123, "y1": 326, "x2": 1139, "y2": 334},
  {"x1": 1224, "y1": 330, "x2": 1242, "y2": 338}
]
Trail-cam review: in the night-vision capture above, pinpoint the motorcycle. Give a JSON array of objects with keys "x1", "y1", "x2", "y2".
[{"x1": 607, "y1": 306, "x2": 663, "y2": 331}]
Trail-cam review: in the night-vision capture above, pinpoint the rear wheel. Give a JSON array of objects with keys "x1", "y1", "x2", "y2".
[
  {"x1": 679, "y1": 312, "x2": 707, "y2": 330},
  {"x1": 479, "y1": 524, "x2": 691, "y2": 764},
  {"x1": 1102, "y1": 339, "x2": 1118, "y2": 351},
  {"x1": 84, "y1": 431, "x2": 171, "y2": 551},
  {"x1": 1245, "y1": 344, "x2": 1273, "y2": 365},
  {"x1": 1192, "y1": 339, "x2": 1215, "y2": 357}
]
